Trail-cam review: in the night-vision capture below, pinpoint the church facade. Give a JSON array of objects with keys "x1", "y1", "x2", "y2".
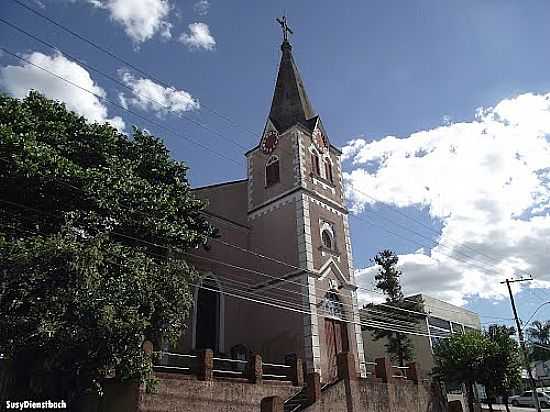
[{"x1": 180, "y1": 34, "x2": 367, "y2": 383}]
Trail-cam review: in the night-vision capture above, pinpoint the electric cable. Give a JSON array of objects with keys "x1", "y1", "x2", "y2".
[{"x1": 2, "y1": 0, "x2": 528, "y2": 272}]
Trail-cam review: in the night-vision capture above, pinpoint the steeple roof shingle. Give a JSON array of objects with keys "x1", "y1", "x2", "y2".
[{"x1": 268, "y1": 40, "x2": 316, "y2": 133}]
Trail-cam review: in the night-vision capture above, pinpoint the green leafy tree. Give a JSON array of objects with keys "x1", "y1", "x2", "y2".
[
  {"x1": 367, "y1": 249, "x2": 423, "y2": 366},
  {"x1": 0, "y1": 92, "x2": 215, "y2": 403},
  {"x1": 479, "y1": 325, "x2": 522, "y2": 412},
  {"x1": 527, "y1": 320, "x2": 550, "y2": 362},
  {"x1": 433, "y1": 331, "x2": 490, "y2": 412}
]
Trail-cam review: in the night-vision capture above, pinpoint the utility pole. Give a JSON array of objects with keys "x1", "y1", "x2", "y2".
[{"x1": 501, "y1": 277, "x2": 541, "y2": 412}]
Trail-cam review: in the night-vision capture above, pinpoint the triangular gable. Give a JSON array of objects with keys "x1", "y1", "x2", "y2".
[
  {"x1": 317, "y1": 258, "x2": 356, "y2": 291},
  {"x1": 314, "y1": 117, "x2": 329, "y2": 142}
]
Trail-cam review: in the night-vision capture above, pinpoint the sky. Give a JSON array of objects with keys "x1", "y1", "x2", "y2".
[{"x1": 1, "y1": 0, "x2": 549, "y2": 329}]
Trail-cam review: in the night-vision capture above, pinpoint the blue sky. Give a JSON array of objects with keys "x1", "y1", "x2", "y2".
[{"x1": 1, "y1": 0, "x2": 550, "y2": 328}]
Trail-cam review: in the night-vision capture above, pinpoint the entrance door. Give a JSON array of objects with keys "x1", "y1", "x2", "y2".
[
  {"x1": 195, "y1": 279, "x2": 220, "y2": 352},
  {"x1": 325, "y1": 318, "x2": 349, "y2": 382}
]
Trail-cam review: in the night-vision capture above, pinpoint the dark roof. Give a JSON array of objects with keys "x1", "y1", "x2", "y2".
[
  {"x1": 191, "y1": 178, "x2": 248, "y2": 191},
  {"x1": 268, "y1": 41, "x2": 316, "y2": 133}
]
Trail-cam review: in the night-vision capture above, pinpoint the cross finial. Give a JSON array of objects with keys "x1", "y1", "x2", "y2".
[{"x1": 276, "y1": 15, "x2": 293, "y2": 42}]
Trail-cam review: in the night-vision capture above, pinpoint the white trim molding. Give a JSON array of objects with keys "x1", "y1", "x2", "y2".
[
  {"x1": 317, "y1": 258, "x2": 357, "y2": 291},
  {"x1": 296, "y1": 193, "x2": 322, "y2": 377}
]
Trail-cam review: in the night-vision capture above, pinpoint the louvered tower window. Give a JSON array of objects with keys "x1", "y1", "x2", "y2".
[
  {"x1": 311, "y1": 152, "x2": 321, "y2": 175},
  {"x1": 325, "y1": 161, "x2": 333, "y2": 182},
  {"x1": 265, "y1": 156, "x2": 280, "y2": 187}
]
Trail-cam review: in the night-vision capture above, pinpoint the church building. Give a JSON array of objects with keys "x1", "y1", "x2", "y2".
[{"x1": 179, "y1": 21, "x2": 367, "y2": 383}]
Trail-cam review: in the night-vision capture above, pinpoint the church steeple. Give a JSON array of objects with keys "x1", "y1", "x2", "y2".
[{"x1": 268, "y1": 18, "x2": 316, "y2": 133}]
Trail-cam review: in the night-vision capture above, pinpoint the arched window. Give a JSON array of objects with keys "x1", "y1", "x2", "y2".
[
  {"x1": 324, "y1": 160, "x2": 333, "y2": 183},
  {"x1": 321, "y1": 229, "x2": 333, "y2": 249},
  {"x1": 265, "y1": 156, "x2": 280, "y2": 187},
  {"x1": 311, "y1": 151, "x2": 321, "y2": 175},
  {"x1": 325, "y1": 291, "x2": 345, "y2": 320}
]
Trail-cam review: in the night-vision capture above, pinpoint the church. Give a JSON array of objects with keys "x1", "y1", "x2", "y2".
[{"x1": 178, "y1": 18, "x2": 367, "y2": 384}]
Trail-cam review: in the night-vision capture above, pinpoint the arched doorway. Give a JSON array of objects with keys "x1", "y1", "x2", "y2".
[
  {"x1": 193, "y1": 275, "x2": 224, "y2": 353},
  {"x1": 324, "y1": 291, "x2": 349, "y2": 382}
]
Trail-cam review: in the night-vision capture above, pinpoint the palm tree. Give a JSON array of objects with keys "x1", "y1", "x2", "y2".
[
  {"x1": 526, "y1": 320, "x2": 550, "y2": 362},
  {"x1": 527, "y1": 321, "x2": 550, "y2": 345}
]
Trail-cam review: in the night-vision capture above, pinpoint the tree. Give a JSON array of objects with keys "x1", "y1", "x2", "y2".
[
  {"x1": 479, "y1": 325, "x2": 522, "y2": 412},
  {"x1": 0, "y1": 92, "x2": 215, "y2": 403},
  {"x1": 433, "y1": 331, "x2": 491, "y2": 412},
  {"x1": 527, "y1": 320, "x2": 550, "y2": 362},
  {"x1": 367, "y1": 249, "x2": 423, "y2": 366}
]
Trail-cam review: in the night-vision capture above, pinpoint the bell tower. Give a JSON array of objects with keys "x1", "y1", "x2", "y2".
[{"x1": 245, "y1": 18, "x2": 366, "y2": 380}]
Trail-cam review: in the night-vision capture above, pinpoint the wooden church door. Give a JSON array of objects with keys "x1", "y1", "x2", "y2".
[{"x1": 325, "y1": 318, "x2": 349, "y2": 382}]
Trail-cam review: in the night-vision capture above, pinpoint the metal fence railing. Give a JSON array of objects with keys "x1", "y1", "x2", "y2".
[
  {"x1": 150, "y1": 347, "x2": 423, "y2": 386},
  {"x1": 152, "y1": 350, "x2": 297, "y2": 383},
  {"x1": 262, "y1": 361, "x2": 292, "y2": 381},
  {"x1": 391, "y1": 365, "x2": 410, "y2": 379},
  {"x1": 154, "y1": 352, "x2": 197, "y2": 373}
]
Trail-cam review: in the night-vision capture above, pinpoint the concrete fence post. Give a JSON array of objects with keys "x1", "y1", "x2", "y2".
[
  {"x1": 198, "y1": 349, "x2": 213, "y2": 381},
  {"x1": 285, "y1": 354, "x2": 304, "y2": 386},
  {"x1": 337, "y1": 352, "x2": 357, "y2": 381},
  {"x1": 375, "y1": 357, "x2": 393, "y2": 383},
  {"x1": 260, "y1": 396, "x2": 283, "y2": 412},
  {"x1": 406, "y1": 362, "x2": 419, "y2": 383},
  {"x1": 306, "y1": 372, "x2": 321, "y2": 405},
  {"x1": 246, "y1": 353, "x2": 263, "y2": 384}
]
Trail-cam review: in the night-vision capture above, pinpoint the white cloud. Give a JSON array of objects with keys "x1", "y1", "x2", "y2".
[
  {"x1": 119, "y1": 70, "x2": 199, "y2": 115},
  {"x1": 344, "y1": 92, "x2": 550, "y2": 306},
  {"x1": 0, "y1": 51, "x2": 124, "y2": 131},
  {"x1": 87, "y1": 0, "x2": 172, "y2": 43},
  {"x1": 118, "y1": 92, "x2": 128, "y2": 109},
  {"x1": 179, "y1": 22, "x2": 216, "y2": 51},
  {"x1": 193, "y1": 0, "x2": 210, "y2": 16}
]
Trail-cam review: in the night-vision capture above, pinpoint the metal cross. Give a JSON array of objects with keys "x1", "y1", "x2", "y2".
[{"x1": 276, "y1": 15, "x2": 294, "y2": 42}]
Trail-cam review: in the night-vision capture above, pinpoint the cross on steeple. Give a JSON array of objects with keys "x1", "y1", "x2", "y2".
[{"x1": 276, "y1": 15, "x2": 293, "y2": 42}]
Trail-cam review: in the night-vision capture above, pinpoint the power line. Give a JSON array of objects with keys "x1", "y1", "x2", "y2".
[
  {"x1": 1, "y1": 201, "x2": 367, "y2": 320},
  {"x1": 1, "y1": 200, "x2": 397, "y2": 323},
  {"x1": 2, "y1": 220, "x2": 449, "y2": 340},
  {"x1": 501, "y1": 276, "x2": 541, "y2": 411},
  {"x1": 0, "y1": 45, "x2": 524, "y2": 317},
  {"x1": 344, "y1": 183, "x2": 506, "y2": 266},
  {"x1": 479, "y1": 315, "x2": 515, "y2": 321},
  {"x1": 6, "y1": 0, "x2": 260, "y2": 139},
  {"x1": 0, "y1": 197, "x2": 492, "y2": 325},
  {"x1": 347, "y1": 212, "x2": 505, "y2": 277},
  {"x1": 4, "y1": 0, "x2": 519, "y2": 273},
  {"x1": 525, "y1": 302, "x2": 550, "y2": 328},
  {"x1": 0, "y1": 25, "x2": 514, "y2": 282},
  {"x1": 531, "y1": 343, "x2": 550, "y2": 352},
  {"x1": 0, "y1": 17, "x2": 250, "y2": 154},
  {"x1": 0, "y1": 198, "x2": 486, "y2": 324},
  {"x1": 1, "y1": 202, "x2": 449, "y2": 329},
  {"x1": 0, "y1": 47, "x2": 242, "y2": 167},
  {"x1": 208, "y1": 238, "x2": 502, "y2": 319}
]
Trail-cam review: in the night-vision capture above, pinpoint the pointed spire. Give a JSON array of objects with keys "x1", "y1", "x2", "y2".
[{"x1": 268, "y1": 24, "x2": 316, "y2": 132}]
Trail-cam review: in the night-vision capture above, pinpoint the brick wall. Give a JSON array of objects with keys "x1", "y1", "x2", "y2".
[
  {"x1": 138, "y1": 373, "x2": 300, "y2": 412},
  {"x1": 301, "y1": 379, "x2": 446, "y2": 412}
]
